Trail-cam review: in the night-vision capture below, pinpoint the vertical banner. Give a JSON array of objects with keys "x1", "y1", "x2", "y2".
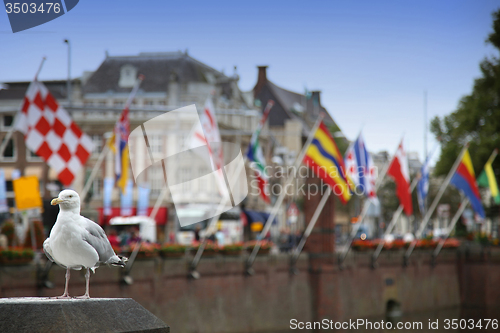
[
  {"x1": 120, "y1": 179, "x2": 134, "y2": 216},
  {"x1": 0, "y1": 170, "x2": 8, "y2": 213},
  {"x1": 137, "y1": 185, "x2": 150, "y2": 216},
  {"x1": 103, "y1": 177, "x2": 114, "y2": 216}
]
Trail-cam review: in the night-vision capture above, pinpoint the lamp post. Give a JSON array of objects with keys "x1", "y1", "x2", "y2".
[{"x1": 63, "y1": 39, "x2": 72, "y2": 108}]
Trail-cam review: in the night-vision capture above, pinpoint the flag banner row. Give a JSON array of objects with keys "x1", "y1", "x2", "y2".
[{"x1": 8, "y1": 74, "x2": 499, "y2": 228}]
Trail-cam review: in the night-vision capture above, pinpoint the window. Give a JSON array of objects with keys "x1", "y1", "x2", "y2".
[
  {"x1": 91, "y1": 135, "x2": 103, "y2": 155},
  {"x1": 148, "y1": 165, "x2": 165, "y2": 197},
  {"x1": 149, "y1": 135, "x2": 163, "y2": 154},
  {"x1": 92, "y1": 178, "x2": 102, "y2": 198},
  {"x1": 1, "y1": 115, "x2": 14, "y2": 129},
  {"x1": 113, "y1": 100, "x2": 125, "y2": 107},
  {"x1": 118, "y1": 64, "x2": 137, "y2": 88},
  {"x1": 0, "y1": 138, "x2": 15, "y2": 161}
]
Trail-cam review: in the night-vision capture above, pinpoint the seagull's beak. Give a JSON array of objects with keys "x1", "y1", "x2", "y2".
[{"x1": 51, "y1": 198, "x2": 63, "y2": 205}]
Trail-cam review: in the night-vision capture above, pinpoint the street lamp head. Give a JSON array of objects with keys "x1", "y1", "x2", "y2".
[{"x1": 64, "y1": 39, "x2": 69, "y2": 44}]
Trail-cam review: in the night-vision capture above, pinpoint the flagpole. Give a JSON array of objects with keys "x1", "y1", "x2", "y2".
[
  {"x1": 34, "y1": 57, "x2": 46, "y2": 81},
  {"x1": 0, "y1": 57, "x2": 47, "y2": 158},
  {"x1": 255, "y1": 100, "x2": 274, "y2": 135},
  {"x1": 290, "y1": 119, "x2": 356, "y2": 272},
  {"x1": 290, "y1": 185, "x2": 332, "y2": 267},
  {"x1": 432, "y1": 197, "x2": 469, "y2": 263},
  {"x1": 189, "y1": 100, "x2": 275, "y2": 278},
  {"x1": 432, "y1": 146, "x2": 494, "y2": 265},
  {"x1": 424, "y1": 91, "x2": 428, "y2": 163},
  {"x1": 419, "y1": 141, "x2": 440, "y2": 216},
  {"x1": 80, "y1": 75, "x2": 144, "y2": 203},
  {"x1": 372, "y1": 177, "x2": 418, "y2": 265},
  {"x1": 404, "y1": 142, "x2": 470, "y2": 264},
  {"x1": 245, "y1": 113, "x2": 325, "y2": 275},
  {"x1": 432, "y1": 149, "x2": 498, "y2": 264},
  {"x1": 80, "y1": 138, "x2": 110, "y2": 201},
  {"x1": 245, "y1": 100, "x2": 275, "y2": 204},
  {"x1": 486, "y1": 149, "x2": 498, "y2": 167},
  {"x1": 338, "y1": 137, "x2": 399, "y2": 266}
]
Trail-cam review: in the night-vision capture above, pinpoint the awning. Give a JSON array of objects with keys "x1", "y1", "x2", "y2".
[
  {"x1": 97, "y1": 207, "x2": 167, "y2": 226},
  {"x1": 242, "y1": 210, "x2": 277, "y2": 226}
]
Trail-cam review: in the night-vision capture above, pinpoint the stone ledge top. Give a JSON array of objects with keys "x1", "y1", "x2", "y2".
[
  {"x1": 0, "y1": 297, "x2": 169, "y2": 333},
  {"x1": 0, "y1": 297, "x2": 129, "y2": 304}
]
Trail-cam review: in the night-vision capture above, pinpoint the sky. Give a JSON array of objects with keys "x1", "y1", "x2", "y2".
[{"x1": 1, "y1": 0, "x2": 499, "y2": 165}]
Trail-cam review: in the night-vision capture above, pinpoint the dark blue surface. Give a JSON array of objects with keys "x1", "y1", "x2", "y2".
[{"x1": 4, "y1": 0, "x2": 76, "y2": 32}]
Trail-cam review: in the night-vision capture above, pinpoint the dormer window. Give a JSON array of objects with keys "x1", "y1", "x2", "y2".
[{"x1": 118, "y1": 64, "x2": 137, "y2": 88}]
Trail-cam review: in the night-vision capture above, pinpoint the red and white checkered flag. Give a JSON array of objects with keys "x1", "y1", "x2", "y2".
[{"x1": 15, "y1": 81, "x2": 93, "y2": 186}]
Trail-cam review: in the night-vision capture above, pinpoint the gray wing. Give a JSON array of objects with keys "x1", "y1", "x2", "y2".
[
  {"x1": 43, "y1": 238, "x2": 55, "y2": 262},
  {"x1": 80, "y1": 216, "x2": 117, "y2": 263},
  {"x1": 43, "y1": 238, "x2": 67, "y2": 268}
]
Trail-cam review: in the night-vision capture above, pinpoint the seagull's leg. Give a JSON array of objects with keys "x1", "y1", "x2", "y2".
[
  {"x1": 53, "y1": 267, "x2": 71, "y2": 299},
  {"x1": 76, "y1": 268, "x2": 90, "y2": 299}
]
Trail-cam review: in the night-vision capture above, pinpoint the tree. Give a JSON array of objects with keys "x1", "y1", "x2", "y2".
[{"x1": 431, "y1": 10, "x2": 500, "y2": 177}]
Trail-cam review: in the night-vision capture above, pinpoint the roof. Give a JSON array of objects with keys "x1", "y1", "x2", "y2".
[
  {"x1": 254, "y1": 79, "x2": 337, "y2": 132},
  {"x1": 83, "y1": 51, "x2": 228, "y2": 94},
  {"x1": 0, "y1": 80, "x2": 73, "y2": 101},
  {"x1": 267, "y1": 82, "x2": 335, "y2": 126}
]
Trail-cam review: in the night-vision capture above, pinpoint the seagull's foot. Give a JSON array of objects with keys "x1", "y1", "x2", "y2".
[
  {"x1": 74, "y1": 294, "x2": 90, "y2": 299},
  {"x1": 51, "y1": 294, "x2": 71, "y2": 299}
]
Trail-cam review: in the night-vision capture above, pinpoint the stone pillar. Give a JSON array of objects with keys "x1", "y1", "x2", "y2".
[
  {"x1": 304, "y1": 175, "x2": 336, "y2": 269},
  {"x1": 0, "y1": 298, "x2": 169, "y2": 332},
  {"x1": 304, "y1": 175, "x2": 338, "y2": 323}
]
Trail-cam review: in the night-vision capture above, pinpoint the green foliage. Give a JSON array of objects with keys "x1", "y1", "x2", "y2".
[
  {"x1": 327, "y1": 124, "x2": 349, "y2": 156},
  {"x1": 161, "y1": 244, "x2": 187, "y2": 253},
  {"x1": 431, "y1": 10, "x2": 500, "y2": 177},
  {"x1": 221, "y1": 243, "x2": 243, "y2": 252},
  {"x1": 0, "y1": 247, "x2": 34, "y2": 261}
]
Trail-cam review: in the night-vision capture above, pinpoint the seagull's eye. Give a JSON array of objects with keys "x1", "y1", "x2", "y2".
[{"x1": 69, "y1": 195, "x2": 73, "y2": 198}]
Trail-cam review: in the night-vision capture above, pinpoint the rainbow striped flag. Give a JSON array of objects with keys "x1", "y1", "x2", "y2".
[
  {"x1": 450, "y1": 149, "x2": 485, "y2": 218},
  {"x1": 303, "y1": 122, "x2": 351, "y2": 204},
  {"x1": 477, "y1": 152, "x2": 500, "y2": 204}
]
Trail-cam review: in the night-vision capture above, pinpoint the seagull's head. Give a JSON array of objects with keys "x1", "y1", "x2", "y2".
[{"x1": 51, "y1": 190, "x2": 80, "y2": 211}]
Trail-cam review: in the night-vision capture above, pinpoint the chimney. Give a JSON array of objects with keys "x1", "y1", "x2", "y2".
[
  {"x1": 311, "y1": 91, "x2": 321, "y2": 106},
  {"x1": 253, "y1": 66, "x2": 268, "y2": 98}
]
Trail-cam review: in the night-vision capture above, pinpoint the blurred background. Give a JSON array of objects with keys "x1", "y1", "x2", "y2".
[{"x1": 1, "y1": 1, "x2": 500, "y2": 332}]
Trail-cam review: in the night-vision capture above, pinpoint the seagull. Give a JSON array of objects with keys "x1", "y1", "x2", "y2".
[{"x1": 43, "y1": 189, "x2": 127, "y2": 299}]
